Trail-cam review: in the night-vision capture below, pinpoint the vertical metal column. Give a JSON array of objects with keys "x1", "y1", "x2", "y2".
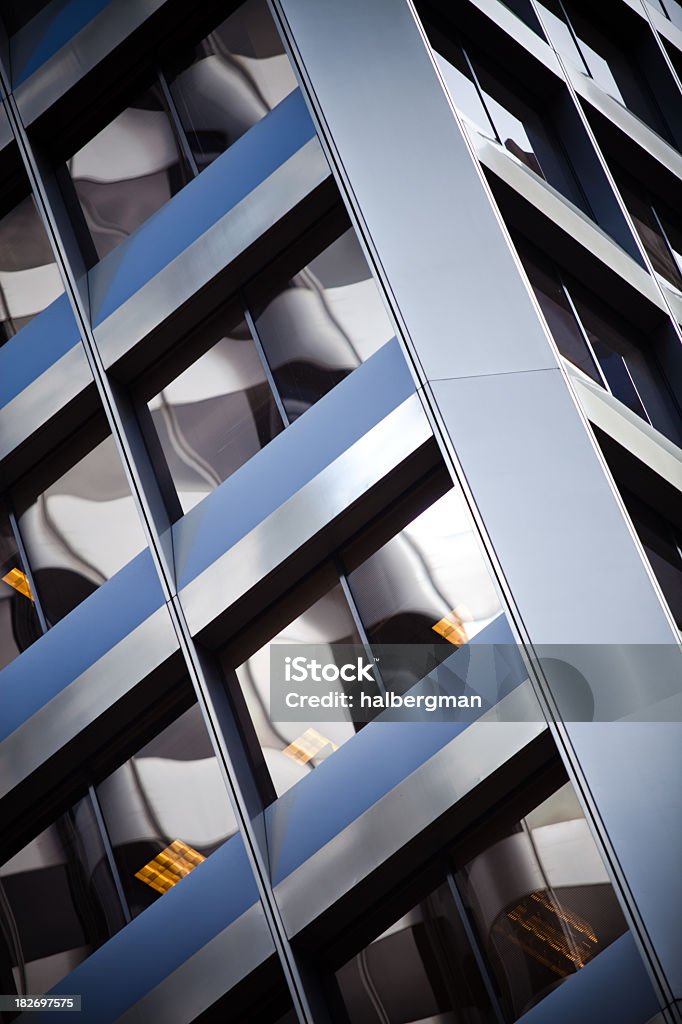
[{"x1": 270, "y1": 0, "x2": 682, "y2": 1014}]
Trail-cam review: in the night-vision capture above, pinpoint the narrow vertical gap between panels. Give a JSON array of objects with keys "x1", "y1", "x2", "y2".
[
  {"x1": 0, "y1": 54, "x2": 319, "y2": 1024},
  {"x1": 7, "y1": 504, "x2": 48, "y2": 634}
]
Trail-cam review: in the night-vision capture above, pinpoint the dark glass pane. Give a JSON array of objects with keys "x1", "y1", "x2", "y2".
[
  {"x1": 68, "y1": 85, "x2": 191, "y2": 262},
  {"x1": 336, "y1": 881, "x2": 496, "y2": 1023},
  {"x1": 345, "y1": 486, "x2": 504, "y2": 694},
  {"x1": 456, "y1": 782, "x2": 628, "y2": 1020},
  {"x1": 1, "y1": 0, "x2": 51, "y2": 35},
  {"x1": 229, "y1": 580, "x2": 365, "y2": 799},
  {"x1": 167, "y1": 0, "x2": 297, "y2": 172},
  {"x1": 13, "y1": 433, "x2": 146, "y2": 626},
  {"x1": 96, "y1": 705, "x2": 237, "y2": 919},
  {"x1": 255, "y1": 227, "x2": 395, "y2": 421},
  {"x1": 0, "y1": 797, "x2": 125, "y2": 997},
  {"x1": 617, "y1": 176, "x2": 682, "y2": 293},
  {"x1": 518, "y1": 243, "x2": 602, "y2": 383},
  {"x1": 621, "y1": 490, "x2": 682, "y2": 632},
  {"x1": 0, "y1": 194, "x2": 63, "y2": 344},
  {"x1": 147, "y1": 312, "x2": 284, "y2": 514}
]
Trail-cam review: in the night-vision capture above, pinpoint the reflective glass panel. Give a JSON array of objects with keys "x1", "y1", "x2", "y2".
[
  {"x1": 336, "y1": 882, "x2": 496, "y2": 1023},
  {"x1": 230, "y1": 580, "x2": 366, "y2": 799},
  {"x1": 68, "y1": 84, "x2": 191, "y2": 262},
  {"x1": 345, "y1": 486, "x2": 504, "y2": 694},
  {"x1": 457, "y1": 782, "x2": 628, "y2": 1019},
  {"x1": 254, "y1": 227, "x2": 395, "y2": 421},
  {"x1": 96, "y1": 705, "x2": 237, "y2": 919},
  {"x1": 0, "y1": 502, "x2": 42, "y2": 671},
  {"x1": 617, "y1": 175, "x2": 682, "y2": 294},
  {"x1": 0, "y1": 797, "x2": 125, "y2": 998},
  {"x1": 13, "y1": 432, "x2": 147, "y2": 626},
  {"x1": 167, "y1": 0, "x2": 297, "y2": 172},
  {"x1": 147, "y1": 311, "x2": 284, "y2": 515},
  {"x1": 0, "y1": 194, "x2": 63, "y2": 344}
]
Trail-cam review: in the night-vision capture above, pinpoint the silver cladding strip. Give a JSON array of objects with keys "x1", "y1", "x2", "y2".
[
  {"x1": 275, "y1": 681, "x2": 546, "y2": 936},
  {"x1": 114, "y1": 903, "x2": 275, "y2": 1024},
  {"x1": 0, "y1": 604, "x2": 179, "y2": 801},
  {"x1": 0, "y1": 342, "x2": 92, "y2": 465},
  {"x1": 179, "y1": 392, "x2": 431, "y2": 636},
  {"x1": 93, "y1": 137, "x2": 330, "y2": 368},
  {"x1": 15, "y1": 0, "x2": 169, "y2": 125}
]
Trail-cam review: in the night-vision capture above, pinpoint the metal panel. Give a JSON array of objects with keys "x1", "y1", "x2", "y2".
[{"x1": 275, "y1": 680, "x2": 545, "y2": 934}]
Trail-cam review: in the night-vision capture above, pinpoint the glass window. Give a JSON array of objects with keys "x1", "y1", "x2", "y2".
[
  {"x1": 616, "y1": 172, "x2": 682, "y2": 295},
  {"x1": 67, "y1": 84, "x2": 192, "y2": 262},
  {"x1": 253, "y1": 226, "x2": 395, "y2": 422},
  {"x1": 0, "y1": 796, "x2": 125, "y2": 997},
  {"x1": 428, "y1": 28, "x2": 589, "y2": 212},
  {"x1": 145, "y1": 309, "x2": 284, "y2": 515},
  {"x1": 456, "y1": 781, "x2": 628, "y2": 1019},
  {"x1": 621, "y1": 489, "x2": 682, "y2": 633},
  {"x1": 1, "y1": 0, "x2": 51, "y2": 34},
  {"x1": 0, "y1": 501, "x2": 42, "y2": 671},
  {"x1": 518, "y1": 238, "x2": 682, "y2": 442},
  {"x1": 0, "y1": 700, "x2": 235, "y2": 998},
  {"x1": 230, "y1": 577, "x2": 367, "y2": 799},
  {"x1": 12, "y1": 429, "x2": 147, "y2": 626},
  {"x1": 335, "y1": 777, "x2": 629, "y2": 1023},
  {"x1": 344, "y1": 486, "x2": 504, "y2": 694},
  {"x1": 166, "y1": 0, "x2": 298, "y2": 173},
  {"x1": 223, "y1": 471, "x2": 507, "y2": 801},
  {"x1": 0, "y1": 193, "x2": 63, "y2": 344},
  {"x1": 95, "y1": 704, "x2": 237, "y2": 919}
]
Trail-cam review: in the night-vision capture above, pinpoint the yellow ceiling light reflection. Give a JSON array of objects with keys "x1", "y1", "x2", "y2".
[
  {"x1": 135, "y1": 839, "x2": 206, "y2": 895},
  {"x1": 282, "y1": 728, "x2": 338, "y2": 766},
  {"x1": 2, "y1": 567, "x2": 34, "y2": 601},
  {"x1": 432, "y1": 607, "x2": 469, "y2": 646}
]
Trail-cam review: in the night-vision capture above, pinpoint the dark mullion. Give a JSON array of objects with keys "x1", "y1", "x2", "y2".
[
  {"x1": 243, "y1": 302, "x2": 290, "y2": 428},
  {"x1": 87, "y1": 785, "x2": 133, "y2": 926},
  {"x1": 156, "y1": 67, "x2": 200, "y2": 179},
  {"x1": 445, "y1": 871, "x2": 508, "y2": 1024},
  {"x1": 8, "y1": 503, "x2": 48, "y2": 634}
]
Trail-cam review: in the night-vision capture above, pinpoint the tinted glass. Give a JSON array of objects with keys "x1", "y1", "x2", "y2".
[
  {"x1": 336, "y1": 882, "x2": 496, "y2": 1023},
  {"x1": 231, "y1": 581, "x2": 365, "y2": 799},
  {"x1": 68, "y1": 85, "x2": 191, "y2": 262},
  {"x1": 621, "y1": 490, "x2": 682, "y2": 632},
  {"x1": 13, "y1": 433, "x2": 147, "y2": 626},
  {"x1": 0, "y1": 194, "x2": 63, "y2": 344},
  {"x1": 255, "y1": 227, "x2": 395, "y2": 421},
  {"x1": 0, "y1": 503, "x2": 42, "y2": 671},
  {"x1": 345, "y1": 487, "x2": 504, "y2": 693},
  {"x1": 167, "y1": 0, "x2": 297, "y2": 172},
  {"x1": 96, "y1": 705, "x2": 237, "y2": 918},
  {"x1": 0, "y1": 797, "x2": 125, "y2": 997},
  {"x1": 147, "y1": 312, "x2": 284, "y2": 514},
  {"x1": 617, "y1": 176, "x2": 682, "y2": 294},
  {"x1": 456, "y1": 782, "x2": 628, "y2": 1019}
]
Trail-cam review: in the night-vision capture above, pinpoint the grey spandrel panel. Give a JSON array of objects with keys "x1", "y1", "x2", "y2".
[{"x1": 277, "y1": 0, "x2": 559, "y2": 381}]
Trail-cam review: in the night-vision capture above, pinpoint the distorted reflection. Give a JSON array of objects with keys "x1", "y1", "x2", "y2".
[
  {"x1": 0, "y1": 797, "x2": 125, "y2": 997},
  {"x1": 14, "y1": 433, "x2": 146, "y2": 625},
  {"x1": 232, "y1": 583, "x2": 364, "y2": 799},
  {"x1": 336, "y1": 780, "x2": 628, "y2": 1022},
  {"x1": 96, "y1": 704, "x2": 236, "y2": 918},
  {"x1": 68, "y1": 85, "x2": 191, "y2": 262},
  {"x1": 148, "y1": 313, "x2": 283, "y2": 515},
  {"x1": 346, "y1": 486, "x2": 503, "y2": 693},
  {"x1": 255, "y1": 228, "x2": 395, "y2": 420},
  {"x1": 457, "y1": 782, "x2": 627, "y2": 1019},
  {"x1": 0, "y1": 503, "x2": 41, "y2": 671},
  {"x1": 0, "y1": 194, "x2": 63, "y2": 344},
  {"x1": 616, "y1": 173, "x2": 682, "y2": 296},
  {"x1": 168, "y1": 0, "x2": 297, "y2": 171}
]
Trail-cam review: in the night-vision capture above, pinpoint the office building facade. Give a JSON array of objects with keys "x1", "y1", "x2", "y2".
[{"x1": 0, "y1": 0, "x2": 681, "y2": 1021}]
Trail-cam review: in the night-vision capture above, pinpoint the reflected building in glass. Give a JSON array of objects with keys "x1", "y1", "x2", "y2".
[{"x1": 0, "y1": 1, "x2": 680, "y2": 1023}]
